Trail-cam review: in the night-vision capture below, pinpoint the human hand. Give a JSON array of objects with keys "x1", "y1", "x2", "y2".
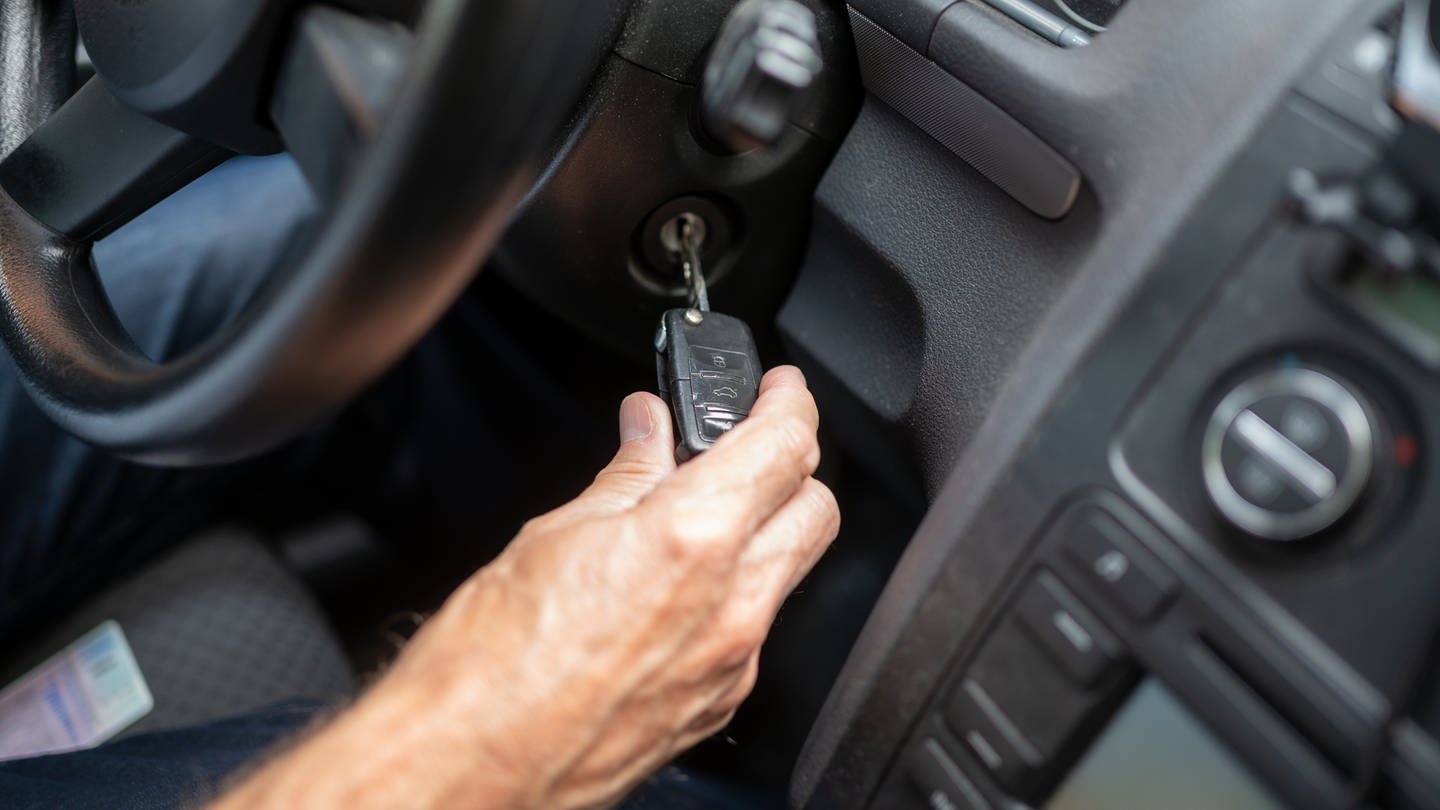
[{"x1": 213, "y1": 366, "x2": 839, "y2": 810}]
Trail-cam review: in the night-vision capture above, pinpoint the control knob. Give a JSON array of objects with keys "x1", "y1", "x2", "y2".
[{"x1": 1201, "y1": 366, "x2": 1376, "y2": 541}]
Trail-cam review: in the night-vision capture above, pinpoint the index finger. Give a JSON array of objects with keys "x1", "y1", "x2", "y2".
[{"x1": 634, "y1": 366, "x2": 821, "y2": 547}]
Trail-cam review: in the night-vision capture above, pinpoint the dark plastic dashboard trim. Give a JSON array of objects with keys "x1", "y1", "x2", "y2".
[
  {"x1": 790, "y1": 0, "x2": 1382, "y2": 806},
  {"x1": 849, "y1": 6, "x2": 1081, "y2": 219}
]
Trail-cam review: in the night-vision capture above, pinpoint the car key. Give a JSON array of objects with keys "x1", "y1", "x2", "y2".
[{"x1": 655, "y1": 215, "x2": 762, "y2": 461}]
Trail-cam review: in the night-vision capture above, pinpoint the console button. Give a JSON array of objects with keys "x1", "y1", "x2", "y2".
[
  {"x1": 906, "y1": 738, "x2": 991, "y2": 810},
  {"x1": 946, "y1": 678, "x2": 1039, "y2": 792},
  {"x1": 943, "y1": 617, "x2": 1130, "y2": 800},
  {"x1": 1060, "y1": 507, "x2": 1176, "y2": 621},
  {"x1": 1013, "y1": 572, "x2": 1121, "y2": 688}
]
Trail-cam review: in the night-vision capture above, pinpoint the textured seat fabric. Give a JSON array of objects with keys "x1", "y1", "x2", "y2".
[
  {"x1": 0, "y1": 530, "x2": 355, "y2": 738},
  {"x1": 0, "y1": 531, "x2": 784, "y2": 809}
]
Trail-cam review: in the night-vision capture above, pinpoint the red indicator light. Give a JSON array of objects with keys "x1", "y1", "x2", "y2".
[{"x1": 1394, "y1": 434, "x2": 1418, "y2": 468}]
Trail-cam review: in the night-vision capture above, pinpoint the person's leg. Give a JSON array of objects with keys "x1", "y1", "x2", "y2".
[
  {"x1": 0, "y1": 155, "x2": 319, "y2": 639},
  {"x1": 0, "y1": 701, "x2": 325, "y2": 810},
  {"x1": 0, "y1": 147, "x2": 614, "y2": 641},
  {"x1": 619, "y1": 767, "x2": 785, "y2": 810},
  {"x1": 0, "y1": 701, "x2": 779, "y2": 810}
]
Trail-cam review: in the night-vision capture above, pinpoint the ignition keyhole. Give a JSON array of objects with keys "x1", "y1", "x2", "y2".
[{"x1": 659, "y1": 212, "x2": 709, "y2": 259}]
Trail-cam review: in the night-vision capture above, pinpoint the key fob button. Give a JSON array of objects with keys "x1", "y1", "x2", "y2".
[
  {"x1": 690, "y1": 346, "x2": 753, "y2": 378},
  {"x1": 699, "y1": 409, "x2": 745, "y2": 441},
  {"x1": 694, "y1": 376, "x2": 757, "y2": 411}
]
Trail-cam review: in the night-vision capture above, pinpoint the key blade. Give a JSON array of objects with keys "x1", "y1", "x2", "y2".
[{"x1": 679, "y1": 216, "x2": 711, "y2": 312}]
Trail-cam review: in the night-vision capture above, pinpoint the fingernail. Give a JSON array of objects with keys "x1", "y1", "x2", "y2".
[{"x1": 619, "y1": 395, "x2": 654, "y2": 444}]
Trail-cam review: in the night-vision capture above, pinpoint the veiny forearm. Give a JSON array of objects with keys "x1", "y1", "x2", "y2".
[
  {"x1": 210, "y1": 560, "x2": 655, "y2": 810},
  {"x1": 211, "y1": 666, "x2": 525, "y2": 810},
  {"x1": 211, "y1": 574, "x2": 543, "y2": 810}
]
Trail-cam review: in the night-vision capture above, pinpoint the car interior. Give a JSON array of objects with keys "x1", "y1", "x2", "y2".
[{"x1": 0, "y1": 0, "x2": 1438, "y2": 807}]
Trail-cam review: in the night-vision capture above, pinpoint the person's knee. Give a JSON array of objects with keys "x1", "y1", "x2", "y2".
[{"x1": 91, "y1": 154, "x2": 318, "y2": 360}]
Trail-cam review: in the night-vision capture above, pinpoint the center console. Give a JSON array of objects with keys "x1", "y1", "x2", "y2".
[{"x1": 793, "y1": 2, "x2": 1440, "y2": 807}]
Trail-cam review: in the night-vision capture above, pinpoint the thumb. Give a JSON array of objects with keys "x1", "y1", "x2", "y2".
[{"x1": 575, "y1": 393, "x2": 677, "y2": 514}]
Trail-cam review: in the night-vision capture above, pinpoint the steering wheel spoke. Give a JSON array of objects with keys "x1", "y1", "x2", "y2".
[
  {"x1": 0, "y1": 0, "x2": 622, "y2": 465},
  {"x1": 271, "y1": 6, "x2": 414, "y2": 203},
  {"x1": 0, "y1": 78, "x2": 229, "y2": 241}
]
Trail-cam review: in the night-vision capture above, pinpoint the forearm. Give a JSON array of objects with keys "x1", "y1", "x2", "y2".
[
  {"x1": 211, "y1": 374, "x2": 837, "y2": 810},
  {"x1": 211, "y1": 570, "x2": 591, "y2": 810},
  {"x1": 211, "y1": 672, "x2": 525, "y2": 810}
]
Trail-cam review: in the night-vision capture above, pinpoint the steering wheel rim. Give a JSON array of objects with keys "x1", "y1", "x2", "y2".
[{"x1": 0, "y1": 0, "x2": 618, "y2": 466}]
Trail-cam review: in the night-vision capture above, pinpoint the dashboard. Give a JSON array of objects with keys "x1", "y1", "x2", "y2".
[
  {"x1": 1034, "y1": 0, "x2": 1122, "y2": 33},
  {"x1": 781, "y1": 0, "x2": 1440, "y2": 808}
]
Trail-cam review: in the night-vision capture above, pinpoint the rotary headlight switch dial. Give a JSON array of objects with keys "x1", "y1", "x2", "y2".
[{"x1": 1202, "y1": 366, "x2": 1376, "y2": 542}]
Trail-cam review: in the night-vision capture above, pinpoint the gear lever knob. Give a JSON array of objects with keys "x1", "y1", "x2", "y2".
[{"x1": 700, "y1": 0, "x2": 823, "y2": 153}]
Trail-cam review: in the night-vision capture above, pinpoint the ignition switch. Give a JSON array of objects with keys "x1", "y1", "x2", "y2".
[{"x1": 633, "y1": 196, "x2": 737, "y2": 295}]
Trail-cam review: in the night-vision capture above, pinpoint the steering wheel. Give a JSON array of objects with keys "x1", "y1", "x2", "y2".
[{"x1": 0, "y1": 0, "x2": 619, "y2": 466}]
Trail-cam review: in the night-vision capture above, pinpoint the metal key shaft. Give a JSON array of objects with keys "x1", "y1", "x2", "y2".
[{"x1": 678, "y1": 216, "x2": 711, "y2": 318}]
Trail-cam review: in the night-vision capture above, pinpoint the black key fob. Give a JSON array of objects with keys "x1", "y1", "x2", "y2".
[{"x1": 655, "y1": 309, "x2": 762, "y2": 461}]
